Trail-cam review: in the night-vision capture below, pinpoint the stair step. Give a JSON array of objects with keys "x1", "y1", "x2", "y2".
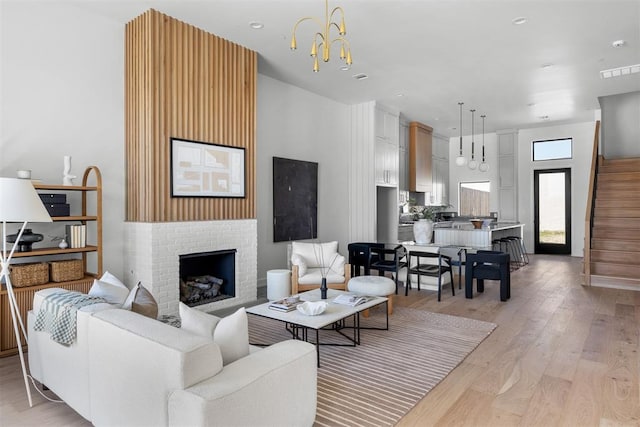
[
  {"x1": 591, "y1": 249, "x2": 640, "y2": 264},
  {"x1": 591, "y1": 261, "x2": 640, "y2": 279},
  {"x1": 589, "y1": 275, "x2": 640, "y2": 290},
  {"x1": 598, "y1": 171, "x2": 640, "y2": 182},
  {"x1": 591, "y1": 228, "x2": 640, "y2": 240},
  {"x1": 593, "y1": 217, "x2": 640, "y2": 229},
  {"x1": 597, "y1": 181, "x2": 639, "y2": 191},
  {"x1": 601, "y1": 157, "x2": 640, "y2": 169},
  {"x1": 594, "y1": 207, "x2": 640, "y2": 218},
  {"x1": 596, "y1": 190, "x2": 640, "y2": 200},
  {"x1": 592, "y1": 239, "x2": 640, "y2": 251},
  {"x1": 595, "y1": 199, "x2": 640, "y2": 208}
]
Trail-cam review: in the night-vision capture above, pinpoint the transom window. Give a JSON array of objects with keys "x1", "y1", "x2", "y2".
[{"x1": 532, "y1": 138, "x2": 572, "y2": 161}]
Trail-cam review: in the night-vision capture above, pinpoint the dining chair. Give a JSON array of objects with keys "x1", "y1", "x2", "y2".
[
  {"x1": 347, "y1": 242, "x2": 384, "y2": 277},
  {"x1": 405, "y1": 250, "x2": 454, "y2": 301},
  {"x1": 464, "y1": 250, "x2": 510, "y2": 301},
  {"x1": 368, "y1": 245, "x2": 408, "y2": 294}
]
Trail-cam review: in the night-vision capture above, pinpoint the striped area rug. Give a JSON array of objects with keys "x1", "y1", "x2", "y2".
[{"x1": 248, "y1": 306, "x2": 496, "y2": 427}]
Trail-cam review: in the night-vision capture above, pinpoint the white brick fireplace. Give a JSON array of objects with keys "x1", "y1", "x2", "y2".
[{"x1": 124, "y1": 219, "x2": 257, "y2": 316}]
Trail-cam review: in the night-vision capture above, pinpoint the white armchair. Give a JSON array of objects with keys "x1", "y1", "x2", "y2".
[{"x1": 290, "y1": 241, "x2": 351, "y2": 294}]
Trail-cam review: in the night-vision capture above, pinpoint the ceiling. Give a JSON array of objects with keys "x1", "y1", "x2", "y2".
[{"x1": 77, "y1": 0, "x2": 640, "y2": 136}]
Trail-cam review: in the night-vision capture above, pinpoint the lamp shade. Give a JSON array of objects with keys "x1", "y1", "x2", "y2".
[{"x1": 0, "y1": 178, "x2": 52, "y2": 223}]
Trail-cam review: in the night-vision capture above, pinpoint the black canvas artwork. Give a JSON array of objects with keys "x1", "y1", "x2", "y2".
[{"x1": 273, "y1": 157, "x2": 318, "y2": 242}]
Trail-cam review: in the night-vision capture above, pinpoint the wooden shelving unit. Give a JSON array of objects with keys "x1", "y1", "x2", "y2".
[{"x1": 0, "y1": 166, "x2": 102, "y2": 357}]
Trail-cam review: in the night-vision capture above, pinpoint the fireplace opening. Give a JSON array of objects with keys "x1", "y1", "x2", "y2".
[{"x1": 179, "y1": 249, "x2": 236, "y2": 307}]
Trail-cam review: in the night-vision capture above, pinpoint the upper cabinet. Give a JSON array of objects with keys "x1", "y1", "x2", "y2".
[
  {"x1": 399, "y1": 119, "x2": 409, "y2": 191},
  {"x1": 431, "y1": 134, "x2": 450, "y2": 206},
  {"x1": 375, "y1": 106, "x2": 400, "y2": 187},
  {"x1": 409, "y1": 121, "x2": 433, "y2": 192}
]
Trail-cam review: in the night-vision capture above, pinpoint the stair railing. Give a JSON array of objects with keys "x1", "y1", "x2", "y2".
[{"x1": 584, "y1": 120, "x2": 601, "y2": 286}]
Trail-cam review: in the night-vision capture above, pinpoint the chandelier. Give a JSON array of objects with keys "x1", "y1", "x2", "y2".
[
  {"x1": 290, "y1": 0, "x2": 352, "y2": 72},
  {"x1": 455, "y1": 102, "x2": 467, "y2": 166}
]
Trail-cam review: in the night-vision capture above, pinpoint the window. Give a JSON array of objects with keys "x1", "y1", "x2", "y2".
[
  {"x1": 532, "y1": 138, "x2": 572, "y2": 161},
  {"x1": 459, "y1": 181, "x2": 490, "y2": 217}
]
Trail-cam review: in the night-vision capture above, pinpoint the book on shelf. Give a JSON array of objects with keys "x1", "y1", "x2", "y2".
[
  {"x1": 65, "y1": 224, "x2": 87, "y2": 249},
  {"x1": 268, "y1": 299, "x2": 301, "y2": 312},
  {"x1": 333, "y1": 294, "x2": 374, "y2": 307}
]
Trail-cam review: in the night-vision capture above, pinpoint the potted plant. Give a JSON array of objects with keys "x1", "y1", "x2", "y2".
[{"x1": 410, "y1": 205, "x2": 438, "y2": 244}]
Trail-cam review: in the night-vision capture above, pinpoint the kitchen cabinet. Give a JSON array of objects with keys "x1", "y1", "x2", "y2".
[
  {"x1": 399, "y1": 119, "x2": 409, "y2": 190},
  {"x1": 375, "y1": 106, "x2": 399, "y2": 187},
  {"x1": 375, "y1": 137, "x2": 398, "y2": 186},
  {"x1": 409, "y1": 121, "x2": 433, "y2": 192},
  {"x1": 430, "y1": 135, "x2": 450, "y2": 206}
]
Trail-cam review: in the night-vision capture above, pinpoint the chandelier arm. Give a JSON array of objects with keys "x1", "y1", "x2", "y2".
[
  {"x1": 329, "y1": 37, "x2": 348, "y2": 47},
  {"x1": 329, "y1": 6, "x2": 345, "y2": 22}
]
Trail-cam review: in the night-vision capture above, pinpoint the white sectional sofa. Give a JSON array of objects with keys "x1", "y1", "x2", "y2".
[{"x1": 28, "y1": 288, "x2": 317, "y2": 426}]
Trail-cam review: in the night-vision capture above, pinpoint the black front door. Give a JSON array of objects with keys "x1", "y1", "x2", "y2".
[{"x1": 534, "y1": 168, "x2": 571, "y2": 254}]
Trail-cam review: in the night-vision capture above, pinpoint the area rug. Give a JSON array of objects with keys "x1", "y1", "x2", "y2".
[{"x1": 248, "y1": 306, "x2": 496, "y2": 427}]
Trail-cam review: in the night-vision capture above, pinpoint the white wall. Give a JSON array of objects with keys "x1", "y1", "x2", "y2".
[
  {"x1": 600, "y1": 91, "x2": 640, "y2": 158},
  {"x1": 256, "y1": 75, "x2": 350, "y2": 286},
  {"x1": 517, "y1": 122, "x2": 595, "y2": 257},
  {"x1": 448, "y1": 133, "x2": 499, "y2": 212},
  {"x1": 1, "y1": 1, "x2": 126, "y2": 276}
]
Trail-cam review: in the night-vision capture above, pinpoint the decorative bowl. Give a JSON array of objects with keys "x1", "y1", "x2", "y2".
[
  {"x1": 470, "y1": 219, "x2": 483, "y2": 229},
  {"x1": 296, "y1": 301, "x2": 328, "y2": 316}
]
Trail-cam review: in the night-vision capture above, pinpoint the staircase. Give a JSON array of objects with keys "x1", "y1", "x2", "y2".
[{"x1": 589, "y1": 157, "x2": 640, "y2": 288}]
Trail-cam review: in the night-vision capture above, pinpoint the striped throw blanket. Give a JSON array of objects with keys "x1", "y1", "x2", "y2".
[{"x1": 33, "y1": 291, "x2": 106, "y2": 346}]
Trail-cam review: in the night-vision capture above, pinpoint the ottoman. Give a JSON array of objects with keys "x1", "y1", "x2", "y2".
[
  {"x1": 267, "y1": 269, "x2": 291, "y2": 301},
  {"x1": 348, "y1": 275, "x2": 395, "y2": 315}
]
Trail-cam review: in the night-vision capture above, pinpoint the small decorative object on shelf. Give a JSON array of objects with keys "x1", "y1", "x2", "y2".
[
  {"x1": 63, "y1": 155, "x2": 76, "y2": 186},
  {"x1": 58, "y1": 238, "x2": 68, "y2": 249},
  {"x1": 6, "y1": 229, "x2": 44, "y2": 252}
]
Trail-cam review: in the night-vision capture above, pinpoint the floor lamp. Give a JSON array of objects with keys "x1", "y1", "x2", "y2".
[{"x1": 0, "y1": 177, "x2": 52, "y2": 407}]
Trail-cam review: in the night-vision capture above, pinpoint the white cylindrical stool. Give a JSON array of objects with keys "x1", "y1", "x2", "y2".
[
  {"x1": 267, "y1": 269, "x2": 291, "y2": 301},
  {"x1": 348, "y1": 275, "x2": 395, "y2": 315}
]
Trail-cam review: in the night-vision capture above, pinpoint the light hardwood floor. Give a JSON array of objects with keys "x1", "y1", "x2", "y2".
[{"x1": 1, "y1": 255, "x2": 638, "y2": 426}]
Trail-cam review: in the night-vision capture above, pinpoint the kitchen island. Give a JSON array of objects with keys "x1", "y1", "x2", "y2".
[{"x1": 434, "y1": 222, "x2": 525, "y2": 249}]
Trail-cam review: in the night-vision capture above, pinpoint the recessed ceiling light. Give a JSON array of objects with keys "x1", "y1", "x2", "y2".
[
  {"x1": 512, "y1": 17, "x2": 527, "y2": 25},
  {"x1": 612, "y1": 39, "x2": 626, "y2": 48},
  {"x1": 340, "y1": 65, "x2": 351, "y2": 71},
  {"x1": 352, "y1": 73, "x2": 368, "y2": 80},
  {"x1": 396, "y1": 93, "x2": 404, "y2": 97},
  {"x1": 541, "y1": 63, "x2": 554, "y2": 69},
  {"x1": 527, "y1": 103, "x2": 536, "y2": 107},
  {"x1": 249, "y1": 21, "x2": 264, "y2": 29}
]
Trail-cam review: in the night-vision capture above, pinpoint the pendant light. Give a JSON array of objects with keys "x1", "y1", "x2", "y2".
[
  {"x1": 455, "y1": 102, "x2": 467, "y2": 166},
  {"x1": 467, "y1": 109, "x2": 478, "y2": 170},
  {"x1": 479, "y1": 114, "x2": 490, "y2": 172}
]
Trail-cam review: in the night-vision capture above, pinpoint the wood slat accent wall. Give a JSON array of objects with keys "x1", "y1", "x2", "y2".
[{"x1": 125, "y1": 9, "x2": 257, "y2": 222}]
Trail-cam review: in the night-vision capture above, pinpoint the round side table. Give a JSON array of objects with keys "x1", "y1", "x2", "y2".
[{"x1": 267, "y1": 269, "x2": 291, "y2": 301}]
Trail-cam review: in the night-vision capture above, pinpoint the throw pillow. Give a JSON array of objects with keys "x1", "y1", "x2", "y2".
[
  {"x1": 329, "y1": 253, "x2": 346, "y2": 276},
  {"x1": 88, "y1": 279, "x2": 129, "y2": 306},
  {"x1": 179, "y1": 302, "x2": 220, "y2": 336},
  {"x1": 291, "y1": 253, "x2": 308, "y2": 276},
  {"x1": 124, "y1": 282, "x2": 158, "y2": 319},
  {"x1": 213, "y1": 307, "x2": 250, "y2": 365},
  {"x1": 99, "y1": 271, "x2": 127, "y2": 289},
  {"x1": 179, "y1": 304, "x2": 249, "y2": 366}
]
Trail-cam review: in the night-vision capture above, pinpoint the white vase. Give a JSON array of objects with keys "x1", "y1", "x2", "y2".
[{"x1": 413, "y1": 219, "x2": 434, "y2": 244}]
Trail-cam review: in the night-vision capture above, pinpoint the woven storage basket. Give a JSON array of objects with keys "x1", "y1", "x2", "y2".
[
  {"x1": 49, "y1": 259, "x2": 84, "y2": 282},
  {"x1": 9, "y1": 262, "x2": 49, "y2": 287}
]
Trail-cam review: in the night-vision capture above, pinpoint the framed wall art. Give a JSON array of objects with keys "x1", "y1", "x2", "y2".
[
  {"x1": 171, "y1": 137, "x2": 245, "y2": 198},
  {"x1": 272, "y1": 156, "x2": 318, "y2": 242}
]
